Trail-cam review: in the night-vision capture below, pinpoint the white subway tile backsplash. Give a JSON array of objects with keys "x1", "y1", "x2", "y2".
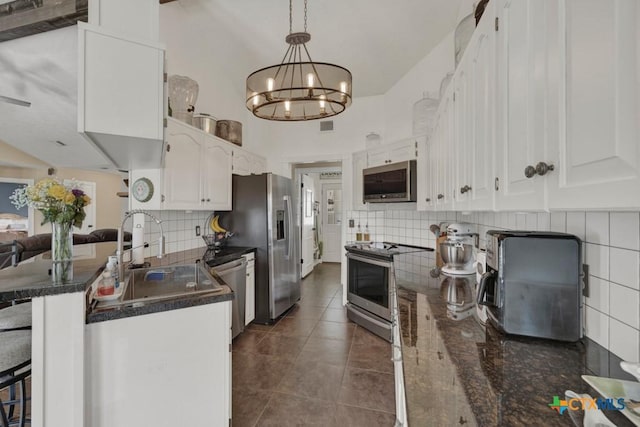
[
  {"x1": 586, "y1": 243, "x2": 610, "y2": 280},
  {"x1": 610, "y1": 212, "x2": 640, "y2": 250},
  {"x1": 585, "y1": 306, "x2": 609, "y2": 348},
  {"x1": 609, "y1": 283, "x2": 639, "y2": 329},
  {"x1": 550, "y1": 212, "x2": 566, "y2": 232},
  {"x1": 566, "y1": 212, "x2": 586, "y2": 241},
  {"x1": 585, "y1": 276, "x2": 609, "y2": 315},
  {"x1": 537, "y1": 213, "x2": 550, "y2": 231},
  {"x1": 609, "y1": 319, "x2": 640, "y2": 362},
  {"x1": 609, "y1": 248, "x2": 640, "y2": 290},
  {"x1": 585, "y1": 212, "x2": 609, "y2": 245},
  {"x1": 525, "y1": 213, "x2": 537, "y2": 230}
]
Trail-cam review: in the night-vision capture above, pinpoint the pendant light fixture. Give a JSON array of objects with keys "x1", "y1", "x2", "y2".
[{"x1": 246, "y1": 0, "x2": 352, "y2": 121}]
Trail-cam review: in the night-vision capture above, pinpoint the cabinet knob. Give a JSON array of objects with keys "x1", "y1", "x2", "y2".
[
  {"x1": 460, "y1": 185, "x2": 471, "y2": 194},
  {"x1": 206, "y1": 198, "x2": 211, "y2": 202},
  {"x1": 425, "y1": 198, "x2": 431, "y2": 202},
  {"x1": 459, "y1": 416, "x2": 468, "y2": 425},
  {"x1": 437, "y1": 194, "x2": 444, "y2": 200},
  {"x1": 524, "y1": 165, "x2": 537, "y2": 178},
  {"x1": 201, "y1": 198, "x2": 205, "y2": 202},
  {"x1": 525, "y1": 162, "x2": 555, "y2": 178},
  {"x1": 535, "y1": 162, "x2": 555, "y2": 176}
]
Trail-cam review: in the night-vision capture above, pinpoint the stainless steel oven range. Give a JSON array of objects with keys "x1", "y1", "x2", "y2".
[{"x1": 346, "y1": 242, "x2": 429, "y2": 342}]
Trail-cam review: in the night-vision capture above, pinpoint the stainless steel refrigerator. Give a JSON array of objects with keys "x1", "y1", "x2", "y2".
[{"x1": 220, "y1": 173, "x2": 301, "y2": 324}]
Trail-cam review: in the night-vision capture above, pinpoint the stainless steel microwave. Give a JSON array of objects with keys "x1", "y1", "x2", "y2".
[{"x1": 362, "y1": 160, "x2": 417, "y2": 203}]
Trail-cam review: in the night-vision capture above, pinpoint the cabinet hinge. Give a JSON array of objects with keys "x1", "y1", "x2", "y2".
[
  {"x1": 163, "y1": 72, "x2": 168, "y2": 83},
  {"x1": 495, "y1": 17, "x2": 499, "y2": 31},
  {"x1": 161, "y1": 194, "x2": 165, "y2": 202},
  {"x1": 301, "y1": 258, "x2": 304, "y2": 264},
  {"x1": 229, "y1": 343, "x2": 232, "y2": 352},
  {"x1": 494, "y1": 177, "x2": 499, "y2": 191},
  {"x1": 301, "y1": 182, "x2": 304, "y2": 188},
  {"x1": 453, "y1": 92, "x2": 456, "y2": 102},
  {"x1": 166, "y1": 144, "x2": 171, "y2": 152},
  {"x1": 163, "y1": 118, "x2": 168, "y2": 128}
]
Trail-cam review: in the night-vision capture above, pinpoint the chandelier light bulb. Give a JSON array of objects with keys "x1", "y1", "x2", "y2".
[
  {"x1": 252, "y1": 92, "x2": 259, "y2": 106},
  {"x1": 284, "y1": 100, "x2": 291, "y2": 118},
  {"x1": 307, "y1": 73, "x2": 315, "y2": 88},
  {"x1": 319, "y1": 95, "x2": 326, "y2": 114},
  {"x1": 267, "y1": 78, "x2": 275, "y2": 92}
]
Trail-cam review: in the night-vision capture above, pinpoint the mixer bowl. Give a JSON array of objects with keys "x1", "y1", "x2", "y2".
[{"x1": 439, "y1": 241, "x2": 474, "y2": 268}]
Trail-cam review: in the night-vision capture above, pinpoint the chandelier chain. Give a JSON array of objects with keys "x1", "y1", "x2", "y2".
[
  {"x1": 289, "y1": 0, "x2": 292, "y2": 34},
  {"x1": 304, "y1": 0, "x2": 308, "y2": 32}
]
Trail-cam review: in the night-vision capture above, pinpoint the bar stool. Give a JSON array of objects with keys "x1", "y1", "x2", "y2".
[
  {"x1": 0, "y1": 302, "x2": 32, "y2": 427},
  {"x1": 0, "y1": 330, "x2": 31, "y2": 427}
]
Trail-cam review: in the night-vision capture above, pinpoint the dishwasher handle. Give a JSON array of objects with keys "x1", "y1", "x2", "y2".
[{"x1": 213, "y1": 258, "x2": 247, "y2": 274}]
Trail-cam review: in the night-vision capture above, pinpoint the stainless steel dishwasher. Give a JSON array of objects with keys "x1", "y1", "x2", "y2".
[{"x1": 212, "y1": 258, "x2": 247, "y2": 339}]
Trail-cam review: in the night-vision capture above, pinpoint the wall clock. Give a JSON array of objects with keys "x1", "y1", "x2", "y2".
[{"x1": 132, "y1": 177, "x2": 154, "y2": 203}]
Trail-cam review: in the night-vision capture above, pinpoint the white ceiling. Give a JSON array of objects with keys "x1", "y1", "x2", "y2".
[
  {"x1": 0, "y1": 0, "x2": 465, "y2": 168},
  {"x1": 172, "y1": 0, "x2": 464, "y2": 97}
]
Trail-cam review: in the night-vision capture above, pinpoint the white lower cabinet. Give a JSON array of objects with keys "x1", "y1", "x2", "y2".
[
  {"x1": 243, "y1": 252, "x2": 256, "y2": 325},
  {"x1": 85, "y1": 301, "x2": 232, "y2": 427},
  {"x1": 163, "y1": 118, "x2": 232, "y2": 210}
]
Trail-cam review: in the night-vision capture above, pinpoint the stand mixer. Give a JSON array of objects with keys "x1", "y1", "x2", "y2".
[{"x1": 439, "y1": 223, "x2": 478, "y2": 275}]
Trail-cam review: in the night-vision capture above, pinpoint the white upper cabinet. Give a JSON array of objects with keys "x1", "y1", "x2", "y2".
[
  {"x1": 163, "y1": 119, "x2": 232, "y2": 211},
  {"x1": 77, "y1": 23, "x2": 165, "y2": 170},
  {"x1": 367, "y1": 139, "x2": 418, "y2": 167},
  {"x1": 545, "y1": 0, "x2": 640, "y2": 209},
  {"x1": 417, "y1": 138, "x2": 433, "y2": 211},
  {"x1": 453, "y1": 59, "x2": 473, "y2": 211},
  {"x1": 469, "y1": 4, "x2": 497, "y2": 211},
  {"x1": 434, "y1": 93, "x2": 456, "y2": 211},
  {"x1": 163, "y1": 121, "x2": 203, "y2": 210},
  {"x1": 232, "y1": 148, "x2": 266, "y2": 176},
  {"x1": 352, "y1": 150, "x2": 369, "y2": 211},
  {"x1": 494, "y1": 0, "x2": 547, "y2": 211}
]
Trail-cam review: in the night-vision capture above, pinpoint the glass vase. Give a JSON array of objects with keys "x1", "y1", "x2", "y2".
[{"x1": 51, "y1": 222, "x2": 73, "y2": 283}]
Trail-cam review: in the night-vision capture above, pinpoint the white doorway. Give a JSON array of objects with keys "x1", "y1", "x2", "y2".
[
  {"x1": 300, "y1": 174, "x2": 316, "y2": 278},
  {"x1": 321, "y1": 182, "x2": 342, "y2": 263}
]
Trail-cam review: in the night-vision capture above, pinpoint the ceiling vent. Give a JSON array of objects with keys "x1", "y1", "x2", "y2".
[{"x1": 320, "y1": 120, "x2": 334, "y2": 132}]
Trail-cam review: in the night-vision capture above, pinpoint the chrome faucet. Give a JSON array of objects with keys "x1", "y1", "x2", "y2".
[{"x1": 116, "y1": 210, "x2": 165, "y2": 284}]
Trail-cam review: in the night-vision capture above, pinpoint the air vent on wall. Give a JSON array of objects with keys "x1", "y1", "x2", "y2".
[{"x1": 320, "y1": 120, "x2": 334, "y2": 132}]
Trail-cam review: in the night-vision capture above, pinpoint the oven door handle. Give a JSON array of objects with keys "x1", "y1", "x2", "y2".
[{"x1": 346, "y1": 252, "x2": 394, "y2": 268}]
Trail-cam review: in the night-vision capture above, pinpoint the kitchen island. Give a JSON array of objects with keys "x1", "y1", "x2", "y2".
[
  {"x1": 394, "y1": 253, "x2": 635, "y2": 426},
  {"x1": 0, "y1": 242, "x2": 238, "y2": 427}
]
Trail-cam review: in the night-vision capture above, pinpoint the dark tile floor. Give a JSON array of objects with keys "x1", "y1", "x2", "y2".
[{"x1": 232, "y1": 263, "x2": 396, "y2": 427}]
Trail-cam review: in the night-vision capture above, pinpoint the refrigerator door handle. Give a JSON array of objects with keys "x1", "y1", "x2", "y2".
[{"x1": 284, "y1": 195, "x2": 292, "y2": 260}]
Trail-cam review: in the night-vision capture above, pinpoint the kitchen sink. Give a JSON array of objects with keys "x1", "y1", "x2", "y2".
[{"x1": 98, "y1": 263, "x2": 224, "y2": 307}]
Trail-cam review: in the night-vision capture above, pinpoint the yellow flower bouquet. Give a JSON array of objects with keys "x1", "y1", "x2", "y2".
[{"x1": 11, "y1": 178, "x2": 92, "y2": 281}]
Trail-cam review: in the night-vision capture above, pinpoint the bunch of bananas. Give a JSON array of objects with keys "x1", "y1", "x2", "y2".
[{"x1": 210, "y1": 215, "x2": 227, "y2": 233}]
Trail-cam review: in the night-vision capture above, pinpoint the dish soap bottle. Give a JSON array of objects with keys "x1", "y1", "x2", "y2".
[
  {"x1": 106, "y1": 257, "x2": 118, "y2": 289},
  {"x1": 364, "y1": 224, "x2": 370, "y2": 242},
  {"x1": 356, "y1": 223, "x2": 363, "y2": 241},
  {"x1": 97, "y1": 271, "x2": 115, "y2": 296}
]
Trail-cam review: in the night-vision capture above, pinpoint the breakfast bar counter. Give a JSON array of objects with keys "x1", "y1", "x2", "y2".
[{"x1": 395, "y1": 267, "x2": 635, "y2": 426}]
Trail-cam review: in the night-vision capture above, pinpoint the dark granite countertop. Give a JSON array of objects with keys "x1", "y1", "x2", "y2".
[
  {"x1": 0, "y1": 242, "x2": 250, "y2": 323},
  {"x1": 395, "y1": 256, "x2": 635, "y2": 426},
  {"x1": 203, "y1": 246, "x2": 256, "y2": 268},
  {"x1": 0, "y1": 242, "x2": 119, "y2": 302}
]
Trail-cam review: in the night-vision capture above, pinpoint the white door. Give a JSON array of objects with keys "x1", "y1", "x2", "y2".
[
  {"x1": 322, "y1": 183, "x2": 342, "y2": 263},
  {"x1": 300, "y1": 174, "x2": 315, "y2": 278},
  {"x1": 65, "y1": 180, "x2": 96, "y2": 235}
]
